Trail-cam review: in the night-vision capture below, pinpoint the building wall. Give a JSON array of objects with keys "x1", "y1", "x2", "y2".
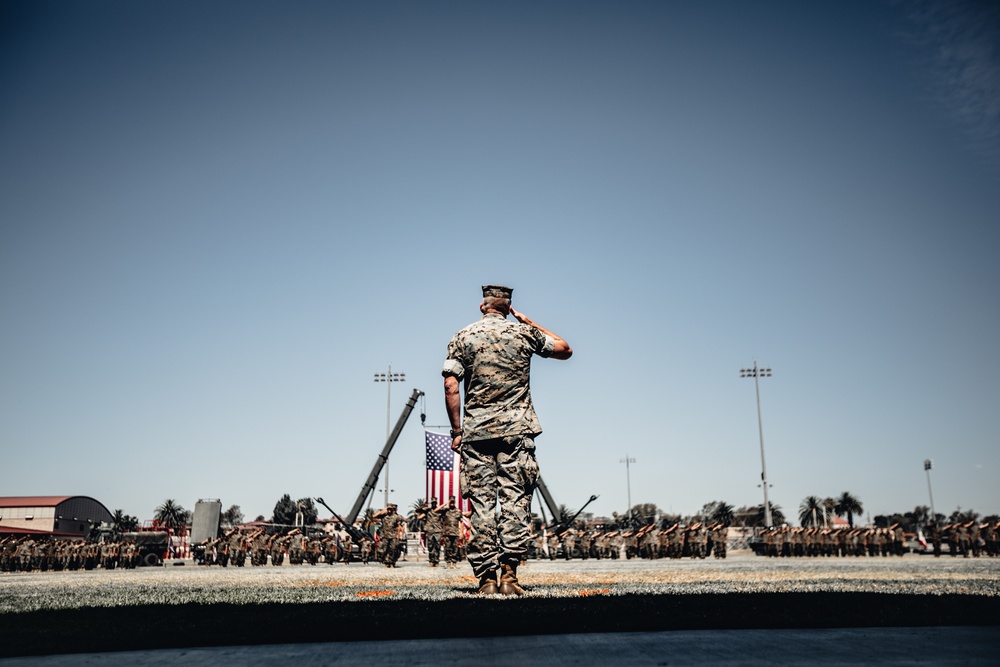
[
  {"x1": 0, "y1": 505, "x2": 57, "y2": 532},
  {"x1": 0, "y1": 497, "x2": 113, "y2": 537}
]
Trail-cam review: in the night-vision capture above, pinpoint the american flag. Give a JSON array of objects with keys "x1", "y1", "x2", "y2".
[{"x1": 425, "y1": 430, "x2": 470, "y2": 512}]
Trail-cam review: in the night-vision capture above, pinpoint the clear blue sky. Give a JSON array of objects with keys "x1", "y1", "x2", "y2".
[{"x1": 2, "y1": 0, "x2": 997, "y2": 525}]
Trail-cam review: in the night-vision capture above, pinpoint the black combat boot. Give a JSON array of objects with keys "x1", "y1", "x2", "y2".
[
  {"x1": 498, "y1": 561, "x2": 524, "y2": 596},
  {"x1": 477, "y1": 570, "x2": 499, "y2": 595}
]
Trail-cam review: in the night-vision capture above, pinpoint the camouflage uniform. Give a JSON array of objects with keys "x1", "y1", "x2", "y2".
[
  {"x1": 229, "y1": 529, "x2": 247, "y2": 567},
  {"x1": 337, "y1": 531, "x2": 352, "y2": 563},
  {"x1": 287, "y1": 533, "x2": 304, "y2": 565},
  {"x1": 640, "y1": 526, "x2": 658, "y2": 559},
  {"x1": 306, "y1": 535, "x2": 322, "y2": 565},
  {"x1": 957, "y1": 523, "x2": 970, "y2": 557},
  {"x1": 928, "y1": 522, "x2": 942, "y2": 557},
  {"x1": 892, "y1": 525, "x2": 905, "y2": 557},
  {"x1": 547, "y1": 530, "x2": 560, "y2": 560},
  {"x1": 983, "y1": 522, "x2": 997, "y2": 557},
  {"x1": 578, "y1": 530, "x2": 592, "y2": 560},
  {"x1": 440, "y1": 502, "x2": 463, "y2": 566},
  {"x1": 359, "y1": 535, "x2": 372, "y2": 564},
  {"x1": 532, "y1": 531, "x2": 546, "y2": 559},
  {"x1": 379, "y1": 506, "x2": 403, "y2": 567},
  {"x1": 271, "y1": 535, "x2": 288, "y2": 566},
  {"x1": 443, "y1": 301, "x2": 555, "y2": 580},
  {"x1": 423, "y1": 502, "x2": 443, "y2": 566},
  {"x1": 562, "y1": 529, "x2": 576, "y2": 560},
  {"x1": 712, "y1": 524, "x2": 728, "y2": 559},
  {"x1": 249, "y1": 530, "x2": 268, "y2": 566}
]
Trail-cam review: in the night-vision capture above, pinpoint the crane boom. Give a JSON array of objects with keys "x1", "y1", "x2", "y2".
[
  {"x1": 535, "y1": 475, "x2": 567, "y2": 524},
  {"x1": 346, "y1": 387, "x2": 424, "y2": 524}
]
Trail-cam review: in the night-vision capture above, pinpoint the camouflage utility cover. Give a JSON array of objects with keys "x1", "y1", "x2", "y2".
[
  {"x1": 381, "y1": 511, "x2": 404, "y2": 535},
  {"x1": 424, "y1": 507, "x2": 442, "y2": 534},
  {"x1": 440, "y1": 507, "x2": 463, "y2": 536},
  {"x1": 442, "y1": 312, "x2": 555, "y2": 442}
]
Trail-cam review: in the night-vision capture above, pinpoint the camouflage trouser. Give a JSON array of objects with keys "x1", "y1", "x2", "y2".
[
  {"x1": 381, "y1": 538, "x2": 399, "y2": 566},
  {"x1": 460, "y1": 434, "x2": 539, "y2": 579},
  {"x1": 426, "y1": 534, "x2": 441, "y2": 564},
  {"x1": 443, "y1": 535, "x2": 459, "y2": 563}
]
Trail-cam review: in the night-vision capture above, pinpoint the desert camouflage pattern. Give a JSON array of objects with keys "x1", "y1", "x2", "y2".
[
  {"x1": 378, "y1": 510, "x2": 404, "y2": 567},
  {"x1": 460, "y1": 434, "x2": 539, "y2": 578},
  {"x1": 442, "y1": 312, "x2": 554, "y2": 441}
]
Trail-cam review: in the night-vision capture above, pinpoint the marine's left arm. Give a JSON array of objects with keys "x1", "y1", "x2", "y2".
[{"x1": 444, "y1": 375, "x2": 462, "y2": 451}]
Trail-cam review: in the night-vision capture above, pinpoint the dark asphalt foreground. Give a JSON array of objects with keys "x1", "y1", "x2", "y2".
[
  {"x1": 1, "y1": 627, "x2": 999, "y2": 666},
  {"x1": 1, "y1": 554, "x2": 998, "y2": 664}
]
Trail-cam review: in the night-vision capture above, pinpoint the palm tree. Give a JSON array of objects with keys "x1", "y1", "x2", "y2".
[
  {"x1": 822, "y1": 497, "x2": 837, "y2": 528},
  {"x1": 154, "y1": 499, "x2": 190, "y2": 530},
  {"x1": 557, "y1": 503, "x2": 572, "y2": 524},
  {"x1": 710, "y1": 502, "x2": 735, "y2": 526},
  {"x1": 111, "y1": 509, "x2": 138, "y2": 533},
  {"x1": 834, "y1": 492, "x2": 864, "y2": 528},
  {"x1": 745, "y1": 503, "x2": 784, "y2": 527},
  {"x1": 407, "y1": 498, "x2": 426, "y2": 532},
  {"x1": 770, "y1": 504, "x2": 785, "y2": 526},
  {"x1": 799, "y1": 496, "x2": 823, "y2": 527}
]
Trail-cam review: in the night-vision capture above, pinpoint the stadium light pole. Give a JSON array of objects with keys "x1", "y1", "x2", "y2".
[
  {"x1": 740, "y1": 360, "x2": 773, "y2": 527},
  {"x1": 620, "y1": 455, "x2": 636, "y2": 523},
  {"x1": 374, "y1": 364, "x2": 405, "y2": 507},
  {"x1": 924, "y1": 459, "x2": 936, "y2": 523}
]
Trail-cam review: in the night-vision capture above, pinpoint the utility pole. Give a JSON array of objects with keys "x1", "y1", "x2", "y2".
[
  {"x1": 924, "y1": 459, "x2": 936, "y2": 523},
  {"x1": 740, "y1": 360, "x2": 773, "y2": 527},
  {"x1": 374, "y1": 364, "x2": 405, "y2": 507},
  {"x1": 620, "y1": 455, "x2": 636, "y2": 524}
]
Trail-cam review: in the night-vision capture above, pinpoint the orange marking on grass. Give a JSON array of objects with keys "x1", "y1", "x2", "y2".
[
  {"x1": 356, "y1": 590, "x2": 395, "y2": 597},
  {"x1": 578, "y1": 588, "x2": 611, "y2": 596}
]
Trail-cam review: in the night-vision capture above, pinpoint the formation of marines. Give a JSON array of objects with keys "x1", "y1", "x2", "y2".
[
  {"x1": 525, "y1": 521, "x2": 728, "y2": 561},
  {"x1": 8, "y1": 518, "x2": 997, "y2": 574},
  {"x1": 194, "y1": 525, "x2": 375, "y2": 567},
  {"x1": 2, "y1": 504, "x2": 438, "y2": 573},
  {"x1": 1, "y1": 536, "x2": 149, "y2": 572},
  {"x1": 193, "y1": 500, "x2": 472, "y2": 570},
  {"x1": 753, "y1": 520, "x2": 1000, "y2": 558},
  {"x1": 755, "y1": 525, "x2": 909, "y2": 557},
  {"x1": 925, "y1": 521, "x2": 999, "y2": 558}
]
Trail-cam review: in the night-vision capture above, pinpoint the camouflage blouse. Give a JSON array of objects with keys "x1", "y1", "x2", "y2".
[{"x1": 443, "y1": 312, "x2": 554, "y2": 442}]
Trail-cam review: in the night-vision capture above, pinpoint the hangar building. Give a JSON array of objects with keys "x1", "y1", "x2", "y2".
[{"x1": 0, "y1": 496, "x2": 114, "y2": 538}]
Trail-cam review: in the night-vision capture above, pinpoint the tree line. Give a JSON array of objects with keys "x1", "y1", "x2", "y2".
[{"x1": 126, "y1": 492, "x2": 997, "y2": 537}]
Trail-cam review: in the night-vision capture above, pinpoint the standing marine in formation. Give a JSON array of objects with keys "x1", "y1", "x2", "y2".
[
  {"x1": 417, "y1": 497, "x2": 443, "y2": 567},
  {"x1": 373, "y1": 503, "x2": 403, "y2": 567}
]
